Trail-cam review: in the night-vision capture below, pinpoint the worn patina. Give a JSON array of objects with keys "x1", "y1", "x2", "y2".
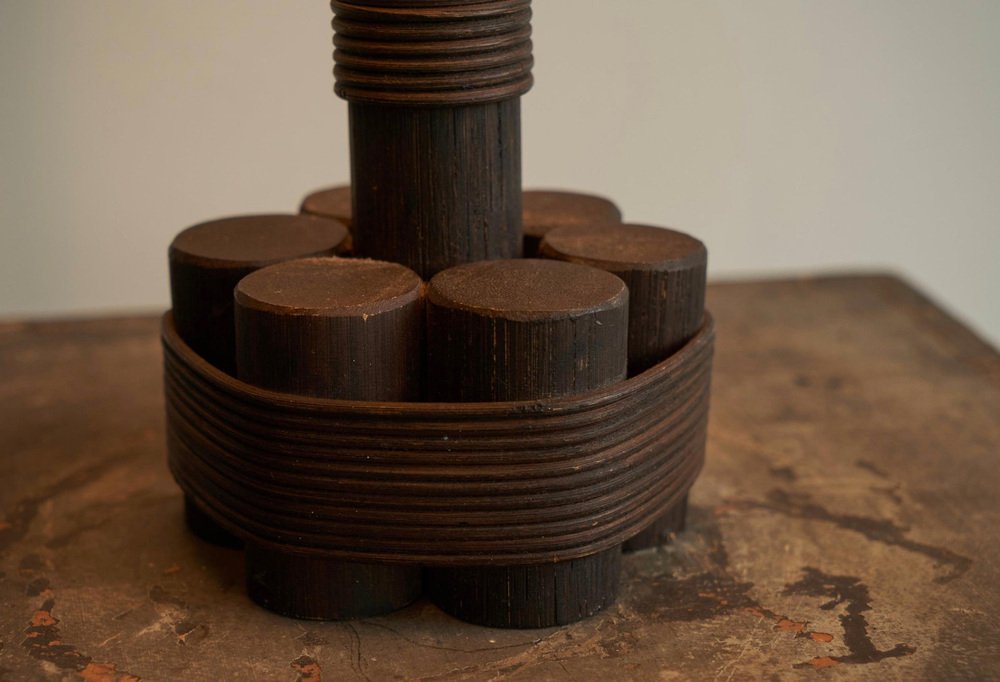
[{"x1": 1, "y1": 275, "x2": 997, "y2": 680}]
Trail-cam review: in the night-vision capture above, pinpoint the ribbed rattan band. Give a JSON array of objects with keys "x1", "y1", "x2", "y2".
[
  {"x1": 331, "y1": 0, "x2": 533, "y2": 105},
  {"x1": 162, "y1": 311, "x2": 712, "y2": 565}
]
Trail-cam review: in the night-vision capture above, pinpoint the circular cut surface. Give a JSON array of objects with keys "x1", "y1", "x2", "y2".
[
  {"x1": 542, "y1": 224, "x2": 706, "y2": 272},
  {"x1": 237, "y1": 257, "x2": 422, "y2": 316},
  {"x1": 300, "y1": 186, "x2": 352, "y2": 224},
  {"x1": 522, "y1": 190, "x2": 622, "y2": 237},
  {"x1": 429, "y1": 259, "x2": 626, "y2": 319},
  {"x1": 171, "y1": 215, "x2": 348, "y2": 267}
]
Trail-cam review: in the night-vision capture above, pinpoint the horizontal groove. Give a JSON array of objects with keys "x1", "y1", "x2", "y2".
[
  {"x1": 163, "y1": 310, "x2": 714, "y2": 564},
  {"x1": 331, "y1": 0, "x2": 530, "y2": 23},
  {"x1": 333, "y1": 41, "x2": 532, "y2": 73},
  {"x1": 333, "y1": 59, "x2": 531, "y2": 90},
  {"x1": 332, "y1": 11, "x2": 530, "y2": 42},
  {"x1": 331, "y1": 1, "x2": 532, "y2": 104},
  {"x1": 333, "y1": 25, "x2": 531, "y2": 57}
]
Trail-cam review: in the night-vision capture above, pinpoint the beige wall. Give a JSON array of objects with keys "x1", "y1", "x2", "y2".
[{"x1": 2, "y1": 1, "x2": 998, "y2": 346}]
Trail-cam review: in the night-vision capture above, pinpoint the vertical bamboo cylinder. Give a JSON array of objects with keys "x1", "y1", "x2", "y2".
[
  {"x1": 298, "y1": 185, "x2": 625, "y2": 263},
  {"x1": 522, "y1": 190, "x2": 623, "y2": 257},
  {"x1": 539, "y1": 223, "x2": 707, "y2": 551},
  {"x1": 234, "y1": 257, "x2": 425, "y2": 619},
  {"x1": 348, "y1": 101, "x2": 521, "y2": 278},
  {"x1": 169, "y1": 215, "x2": 349, "y2": 375},
  {"x1": 168, "y1": 214, "x2": 349, "y2": 547},
  {"x1": 424, "y1": 259, "x2": 628, "y2": 628},
  {"x1": 331, "y1": 0, "x2": 534, "y2": 280}
]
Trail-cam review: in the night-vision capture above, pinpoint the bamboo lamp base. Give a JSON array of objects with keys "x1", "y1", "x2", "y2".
[{"x1": 427, "y1": 548, "x2": 622, "y2": 629}]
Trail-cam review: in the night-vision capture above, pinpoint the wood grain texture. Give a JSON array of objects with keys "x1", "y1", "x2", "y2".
[
  {"x1": 425, "y1": 259, "x2": 628, "y2": 627},
  {"x1": 299, "y1": 185, "x2": 624, "y2": 262},
  {"x1": 168, "y1": 214, "x2": 349, "y2": 548},
  {"x1": 540, "y1": 223, "x2": 707, "y2": 376},
  {"x1": 348, "y1": 100, "x2": 522, "y2": 279},
  {"x1": 426, "y1": 548, "x2": 622, "y2": 629},
  {"x1": 331, "y1": 0, "x2": 533, "y2": 107},
  {"x1": 162, "y1": 310, "x2": 710, "y2": 562},
  {"x1": 168, "y1": 214, "x2": 349, "y2": 375},
  {"x1": 540, "y1": 223, "x2": 707, "y2": 552},
  {"x1": 334, "y1": 0, "x2": 530, "y2": 279},
  {"x1": 5, "y1": 275, "x2": 998, "y2": 678},
  {"x1": 235, "y1": 257, "x2": 424, "y2": 619},
  {"x1": 522, "y1": 190, "x2": 622, "y2": 257},
  {"x1": 622, "y1": 492, "x2": 689, "y2": 552},
  {"x1": 425, "y1": 259, "x2": 628, "y2": 402},
  {"x1": 245, "y1": 545, "x2": 421, "y2": 622},
  {"x1": 234, "y1": 258, "x2": 424, "y2": 401}
]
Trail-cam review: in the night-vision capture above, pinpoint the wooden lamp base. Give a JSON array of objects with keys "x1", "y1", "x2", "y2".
[{"x1": 163, "y1": 0, "x2": 713, "y2": 627}]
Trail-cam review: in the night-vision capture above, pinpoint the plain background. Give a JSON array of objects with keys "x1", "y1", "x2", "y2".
[{"x1": 2, "y1": 1, "x2": 998, "y2": 346}]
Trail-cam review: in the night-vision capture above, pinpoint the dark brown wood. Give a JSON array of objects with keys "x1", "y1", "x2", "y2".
[
  {"x1": 333, "y1": 0, "x2": 531, "y2": 280},
  {"x1": 425, "y1": 259, "x2": 628, "y2": 627},
  {"x1": 168, "y1": 214, "x2": 349, "y2": 548},
  {"x1": 331, "y1": 1, "x2": 533, "y2": 108},
  {"x1": 522, "y1": 190, "x2": 623, "y2": 257},
  {"x1": 299, "y1": 185, "x2": 354, "y2": 253},
  {"x1": 425, "y1": 259, "x2": 628, "y2": 402},
  {"x1": 540, "y1": 223, "x2": 707, "y2": 552},
  {"x1": 234, "y1": 257, "x2": 424, "y2": 619},
  {"x1": 621, "y1": 492, "x2": 688, "y2": 550},
  {"x1": 245, "y1": 545, "x2": 421, "y2": 621},
  {"x1": 234, "y1": 258, "x2": 424, "y2": 401},
  {"x1": 299, "y1": 184, "x2": 352, "y2": 228},
  {"x1": 168, "y1": 214, "x2": 350, "y2": 375},
  {"x1": 5, "y1": 275, "x2": 999, "y2": 678},
  {"x1": 539, "y1": 224, "x2": 707, "y2": 377},
  {"x1": 296, "y1": 184, "x2": 626, "y2": 263},
  {"x1": 426, "y1": 548, "x2": 623, "y2": 630},
  {"x1": 348, "y1": 101, "x2": 522, "y2": 279},
  {"x1": 162, "y1": 309, "x2": 709, "y2": 563}
]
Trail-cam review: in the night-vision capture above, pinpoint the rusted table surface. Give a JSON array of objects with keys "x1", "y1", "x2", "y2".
[{"x1": 2, "y1": 274, "x2": 998, "y2": 681}]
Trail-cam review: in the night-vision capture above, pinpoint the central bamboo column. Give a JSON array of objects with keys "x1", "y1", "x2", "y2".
[{"x1": 331, "y1": 0, "x2": 532, "y2": 279}]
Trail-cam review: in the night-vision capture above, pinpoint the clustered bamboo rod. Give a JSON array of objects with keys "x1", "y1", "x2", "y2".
[{"x1": 162, "y1": 0, "x2": 713, "y2": 629}]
